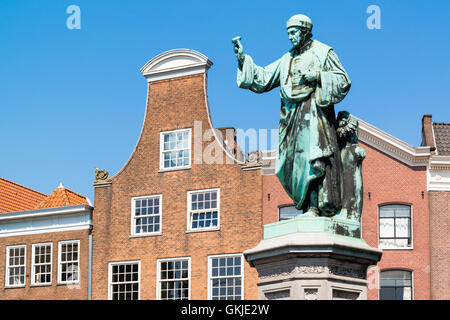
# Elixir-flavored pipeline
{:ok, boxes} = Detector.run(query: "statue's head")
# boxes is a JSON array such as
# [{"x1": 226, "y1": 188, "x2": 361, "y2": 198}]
[
  {"x1": 286, "y1": 14, "x2": 313, "y2": 48},
  {"x1": 337, "y1": 111, "x2": 359, "y2": 144}
]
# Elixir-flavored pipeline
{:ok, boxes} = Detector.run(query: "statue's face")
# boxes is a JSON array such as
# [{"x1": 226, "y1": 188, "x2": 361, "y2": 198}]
[{"x1": 287, "y1": 26, "x2": 305, "y2": 48}]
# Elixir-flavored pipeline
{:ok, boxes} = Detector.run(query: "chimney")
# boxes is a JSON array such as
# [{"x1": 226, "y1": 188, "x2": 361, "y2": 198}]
[{"x1": 421, "y1": 114, "x2": 436, "y2": 151}]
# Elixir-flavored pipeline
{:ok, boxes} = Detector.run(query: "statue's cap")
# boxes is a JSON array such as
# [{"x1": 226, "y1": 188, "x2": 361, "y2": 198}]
[{"x1": 286, "y1": 14, "x2": 313, "y2": 30}]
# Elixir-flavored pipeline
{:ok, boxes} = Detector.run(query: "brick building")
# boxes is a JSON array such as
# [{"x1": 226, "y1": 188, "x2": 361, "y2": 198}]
[
  {"x1": 421, "y1": 115, "x2": 450, "y2": 300},
  {"x1": 91, "y1": 49, "x2": 447, "y2": 300},
  {"x1": 0, "y1": 179, "x2": 93, "y2": 299},
  {"x1": 2, "y1": 49, "x2": 447, "y2": 300},
  {"x1": 262, "y1": 115, "x2": 450, "y2": 300},
  {"x1": 91, "y1": 49, "x2": 263, "y2": 300}
]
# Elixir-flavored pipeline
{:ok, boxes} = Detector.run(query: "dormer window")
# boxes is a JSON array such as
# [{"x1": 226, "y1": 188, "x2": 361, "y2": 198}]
[{"x1": 160, "y1": 129, "x2": 191, "y2": 171}]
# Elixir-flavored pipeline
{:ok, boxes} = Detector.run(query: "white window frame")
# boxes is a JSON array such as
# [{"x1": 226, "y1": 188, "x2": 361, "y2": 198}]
[
  {"x1": 278, "y1": 205, "x2": 303, "y2": 221},
  {"x1": 5, "y1": 244, "x2": 26, "y2": 288},
  {"x1": 186, "y1": 188, "x2": 220, "y2": 232},
  {"x1": 31, "y1": 242, "x2": 52, "y2": 286},
  {"x1": 159, "y1": 128, "x2": 192, "y2": 172},
  {"x1": 57, "y1": 240, "x2": 80, "y2": 285},
  {"x1": 207, "y1": 253, "x2": 244, "y2": 300},
  {"x1": 156, "y1": 257, "x2": 191, "y2": 300},
  {"x1": 130, "y1": 194, "x2": 162, "y2": 237},
  {"x1": 378, "y1": 204, "x2": 414, "y2": 250},
  {"x1": 378, "y1": 269, "x2": 414, "y2": 300},
  {"x1": 108, "y1": 260, "x2": 141, "y2": 300}
]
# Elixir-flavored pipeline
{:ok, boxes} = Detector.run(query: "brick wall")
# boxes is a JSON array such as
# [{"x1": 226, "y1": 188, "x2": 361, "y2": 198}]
[
  {"x1": 262, "y1": 174, "x2": 294, "y2": 225},
  {"x1": 92, "y1": 74, "x2": 263, "y2": 300},
  {"x1": 428, "y1": 191, "x2": 449, "y2": 300},
  {"x1": 0, "y1": 229, "x2": 90, "y2": 300},
  {"x1": 361, "y1": 141, "x2": 430, "y2": 300}
]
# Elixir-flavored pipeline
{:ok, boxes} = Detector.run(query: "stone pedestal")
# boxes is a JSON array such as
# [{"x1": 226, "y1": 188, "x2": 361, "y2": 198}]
[{"x1": 244, "y1": 216, "x2": 382, "y2": 300}]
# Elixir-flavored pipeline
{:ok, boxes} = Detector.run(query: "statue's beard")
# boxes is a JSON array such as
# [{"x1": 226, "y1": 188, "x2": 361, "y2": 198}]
[{"x1": 293, "y1": 36, "x2": 309, "y2": 50}]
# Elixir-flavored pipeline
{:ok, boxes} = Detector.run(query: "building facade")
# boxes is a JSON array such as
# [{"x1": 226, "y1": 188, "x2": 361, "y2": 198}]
[
  {"x1": 422, "y1": 115, "x2": 450, "y2": 300},
  {"x1": 1, "y1": 49, "x2": 447, "y2": 300},
  {"x1": 91, "y1": 49, "x2": 263, "y2": 300},
  {"x1": 261, "y1": 115, "x2": 450, "y2": 300},
  {"x1": 0, "y1": 180, "x2": 93, "y2": 300}
]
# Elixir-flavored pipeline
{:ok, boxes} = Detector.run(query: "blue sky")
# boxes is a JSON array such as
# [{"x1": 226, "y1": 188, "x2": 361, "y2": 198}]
[{"x1": 1, "y1": 0, "x2": 449, "y2": 202}]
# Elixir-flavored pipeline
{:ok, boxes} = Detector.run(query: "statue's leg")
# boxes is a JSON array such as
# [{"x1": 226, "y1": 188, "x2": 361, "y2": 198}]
[{"x1": 303, "y1": 183, "x2": 319, "y2": 217}]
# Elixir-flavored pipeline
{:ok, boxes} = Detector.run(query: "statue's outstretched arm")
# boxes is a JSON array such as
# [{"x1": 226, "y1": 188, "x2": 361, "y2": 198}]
[{"x1": 236, "y1": 54, "x2": 282, "y2": 94}]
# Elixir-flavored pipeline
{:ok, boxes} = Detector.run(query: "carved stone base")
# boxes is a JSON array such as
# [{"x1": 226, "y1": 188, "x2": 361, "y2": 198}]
[{"x1": 244, "y1": 232, "x2": 382, "y2": 300}]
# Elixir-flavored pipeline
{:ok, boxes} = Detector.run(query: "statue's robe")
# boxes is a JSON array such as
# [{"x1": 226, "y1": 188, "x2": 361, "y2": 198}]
[{"x1": 237, "y1": 40, "x2": 351, "y2": 215}]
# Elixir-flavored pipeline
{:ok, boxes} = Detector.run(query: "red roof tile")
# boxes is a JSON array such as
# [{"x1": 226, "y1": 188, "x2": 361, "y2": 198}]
[
  {"x1": 34, "y1": 186, "x2": 89, "y2": 209},
  {"x1": 0, "y1": 177, "x2": 47, "y2": 213}
]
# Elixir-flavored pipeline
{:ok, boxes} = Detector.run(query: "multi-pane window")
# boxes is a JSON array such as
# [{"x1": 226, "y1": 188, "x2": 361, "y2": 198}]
[
  {"x1": 132, "y1": 195, "x2": 161, "y2": 236},
  {"x1": 209, "y1": 254, "x2": 243, "y2": 300},
  {"x1": 158, "y1": 258, "x2": 190, "y2": 300},
  {"x1": 31, "y1": 243, "x2": 52, "y2": 285},
  {"x1": 58, "y1": 240, "x2": 79, "y2": 284},
  {"x1": 279, "y1": 205, "x2": 303, "y2": 221},
  {"x1": 188, "y1": 189, "x2": 219, "y2": 231},
  {"x1": 379, "y1": 270, "x2": 413, "y2": 300},
  {"x1": 5, "y1": 245, "x2": 26, "y2": 287},
  {"x1": 379, "y1": 204, "x2": 412, "y2": 249},
  {"x1": 160, "y1": 129, "x2": 191, "y2": 170},
  {"x1": 109, "y1": 261, "x2": 140, "y2": 300}
]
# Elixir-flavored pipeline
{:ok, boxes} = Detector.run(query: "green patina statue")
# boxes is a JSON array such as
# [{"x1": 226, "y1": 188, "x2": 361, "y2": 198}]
[{"x1": 234, "y1": 14, "x2": 363, "y2": 222}]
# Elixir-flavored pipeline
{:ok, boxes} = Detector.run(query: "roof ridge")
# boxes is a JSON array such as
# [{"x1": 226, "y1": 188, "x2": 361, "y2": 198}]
[
  {"x1": 63, "y1": 187, "x2": 87, "y2": 200},
  {"x1": 0, "y1": 177, "x2": 47, "y2": 197}
]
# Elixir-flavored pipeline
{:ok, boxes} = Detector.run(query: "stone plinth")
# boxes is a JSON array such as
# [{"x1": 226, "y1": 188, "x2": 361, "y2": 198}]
[{"x1": 244, "y1": 217, "x2": 382, "y2": 300}]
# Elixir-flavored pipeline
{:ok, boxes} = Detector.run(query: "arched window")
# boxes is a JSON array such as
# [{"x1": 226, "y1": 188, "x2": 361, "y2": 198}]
[
  {"x1": 379, "y1": 270, "x2": 413, "y2": 300},
  {"x1": 379, "y1": 204, "x2": 412, "y2": 249}
]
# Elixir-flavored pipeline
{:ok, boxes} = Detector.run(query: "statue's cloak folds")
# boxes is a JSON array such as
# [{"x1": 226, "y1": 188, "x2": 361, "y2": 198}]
[{"x1": 237, "y1": 40, "x2": 351, "y2": 214}]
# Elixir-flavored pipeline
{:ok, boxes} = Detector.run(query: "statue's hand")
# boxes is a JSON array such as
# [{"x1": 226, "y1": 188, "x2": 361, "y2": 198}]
[
  {"x1": 232, "y1": 37, "x2": 245, "y2": 66},
  {"x1": 355, "y1": 146, "x2": 366, "y2": 160},
  {"x1": 234, "y1": 41, "x2": 243, "y2": 56},
  {"x1": 302, "y1": 71, "x2": 320, "y2": 84}
]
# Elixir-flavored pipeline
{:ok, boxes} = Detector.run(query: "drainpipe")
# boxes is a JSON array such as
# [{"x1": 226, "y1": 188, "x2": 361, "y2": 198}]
[{"x1": 88, "y1": 223, "x2": 93, "y2": 300}]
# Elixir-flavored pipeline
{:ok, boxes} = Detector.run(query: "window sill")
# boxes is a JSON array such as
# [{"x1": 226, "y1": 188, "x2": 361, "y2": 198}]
[
  {"x1": 57, "y1": 281, "x2": 80, "y2": 286},
  {"x1": 186, "y1": 227, "x2": 220, "y2": 234},
  {"x1": 129, "y1": 232, "x2": 162, "y2": 238},
  {"x1": 158, "y1": 166, "x2": 191, "y2": 173},
  {"x1": 378, "y1": 246, "x2": 414, "y2": 251},
  {"x1": 30, "y1": 283, "x2": 52, "y2": 287},
  {"x1": 4, "y1": 285, "x2": 25, "y2": 289}
]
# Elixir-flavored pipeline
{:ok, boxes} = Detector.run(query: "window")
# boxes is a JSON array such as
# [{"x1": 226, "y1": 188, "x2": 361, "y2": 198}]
[
  {"x1": 131, "y1": 195, "x2": 162, "y2": 236},
  {"x1": 379, "y1": 270, "x2": 413, "y2": 300},
  {"x1": 157, "y1": 257, "x2": 190, "y2": 300},
  {"x1": 58, "y1": 240, "x2": 79, "y2": 284},
  {"x1": 379, "y1": 204, "x2": 412, "y2": 249},
  {"x1": 160, "y1": 128, "x2": 191, "y2": 170},
  {"x1": 109, "y1": 261, "x2": 140, "y2": 300},
  {"x1": 279, "y1": 205, "x2": 303, "y2": 221},
  {"x1": 5, "y1": 245, "x2": 26, "y2": 287},
  {"x1": 31, "y1": 243, "x2": 52, "y2": 285},
  {"x1": 187, "y1": 189, "x2": 220, "y2": 231},
  {"x1": 208, "y1": 254, "x2": 243, "y2": 300}
]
